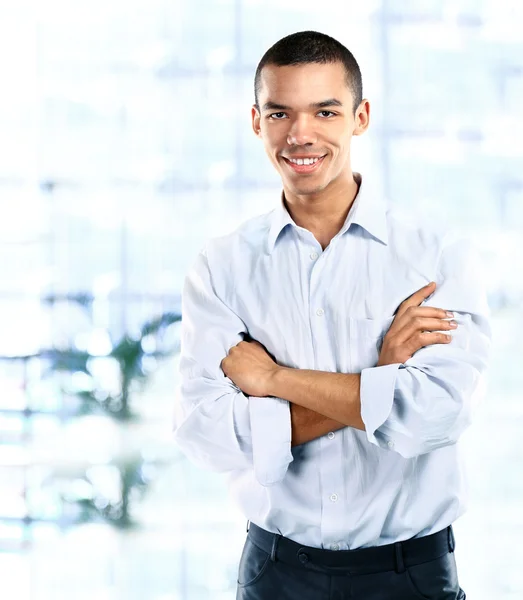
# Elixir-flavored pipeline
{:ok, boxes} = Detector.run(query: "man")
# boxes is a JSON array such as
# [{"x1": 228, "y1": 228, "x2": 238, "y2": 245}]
[{"x1": 173, "y1": 30, "x2": 491, "y2": 600}]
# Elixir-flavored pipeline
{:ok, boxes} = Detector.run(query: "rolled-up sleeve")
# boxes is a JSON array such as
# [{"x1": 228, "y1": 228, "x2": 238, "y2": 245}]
[
  {"x1": 172, "y1": 247, "x2": 293, "y2": 485},
  {"x1": 360, "y1": 234, "x2": 493, "y2": 458}
]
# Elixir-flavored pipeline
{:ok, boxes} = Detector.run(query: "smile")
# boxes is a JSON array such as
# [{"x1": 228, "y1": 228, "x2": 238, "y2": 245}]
[{"x1": 283, "y1": 155, "x2": 326, "y2": 174}]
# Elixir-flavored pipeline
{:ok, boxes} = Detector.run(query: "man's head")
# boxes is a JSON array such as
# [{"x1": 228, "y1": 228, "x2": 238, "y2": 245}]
[
  {"x1": 252, "y1": 31, "x2": 370, "y2": 198},
  {"x1": 254, "y1": 30, "x2": 363, "y2": 116}
]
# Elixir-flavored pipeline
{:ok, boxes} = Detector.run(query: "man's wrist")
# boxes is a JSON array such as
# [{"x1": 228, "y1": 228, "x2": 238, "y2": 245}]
[{"x1": 267, "y1": 365, "x2": 291, "y2": 398}]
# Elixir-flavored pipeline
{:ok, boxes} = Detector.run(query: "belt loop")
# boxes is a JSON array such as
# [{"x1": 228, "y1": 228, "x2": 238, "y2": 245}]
[
  {"x1": 447, "y1": 526, "x2": 455, "y2": 553},
  {"x1": 246, "y1": 520, "x2": 250, "y2": 533},
  {"x1": 394, "y1": 542, "x2": 405, "y2": 574},
  {"x1": 270, "y1": 533, "x2": 282, "y2": 562}
]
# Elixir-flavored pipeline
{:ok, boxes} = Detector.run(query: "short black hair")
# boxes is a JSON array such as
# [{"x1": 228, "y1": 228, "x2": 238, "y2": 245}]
[{"x1": 254, "y1": 31, "x2": 363, "y2": 115}]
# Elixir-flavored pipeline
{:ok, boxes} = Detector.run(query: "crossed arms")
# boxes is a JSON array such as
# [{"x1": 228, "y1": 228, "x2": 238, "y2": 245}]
[{"x1": 173, "y1": 238, "x2": 491, "y2": 486}]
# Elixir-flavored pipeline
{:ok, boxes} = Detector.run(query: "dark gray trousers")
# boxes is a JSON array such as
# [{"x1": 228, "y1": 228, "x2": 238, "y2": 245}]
[{"x1": 236, "y1": 522, "x2": 466, "y2": 600}]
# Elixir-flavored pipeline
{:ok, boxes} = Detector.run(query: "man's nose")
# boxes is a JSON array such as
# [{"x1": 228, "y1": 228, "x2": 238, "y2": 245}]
[{"x1": 287, "y1": 116, "x2": 317, "y2": 146}]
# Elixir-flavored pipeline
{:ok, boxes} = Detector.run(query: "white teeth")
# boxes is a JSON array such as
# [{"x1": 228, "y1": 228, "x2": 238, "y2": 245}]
[{"x1": 289, "y1": 157, "x2": 321, "y2": 166}]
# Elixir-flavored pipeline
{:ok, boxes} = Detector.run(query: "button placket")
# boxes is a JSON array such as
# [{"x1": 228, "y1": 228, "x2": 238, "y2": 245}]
[{"x1": 309, "y1": 246, "x2": 345, "y2": 548}]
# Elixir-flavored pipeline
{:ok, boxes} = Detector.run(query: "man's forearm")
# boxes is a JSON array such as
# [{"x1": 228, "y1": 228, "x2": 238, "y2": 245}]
[
  {"x1": 290, "y1": 403, "x2": 347, "y2": 446},
  {"x1": 268, "y1": 367, "x2": 365, "y2": 435}
]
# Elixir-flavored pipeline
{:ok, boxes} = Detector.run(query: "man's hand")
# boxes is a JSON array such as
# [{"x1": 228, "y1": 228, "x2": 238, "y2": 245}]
[
  {"x1": 220, "y1": 339, "x2": 281, "y2": 397},
  {"x1": 377, "y1": 282, "x2": 458, "y2": 366}
]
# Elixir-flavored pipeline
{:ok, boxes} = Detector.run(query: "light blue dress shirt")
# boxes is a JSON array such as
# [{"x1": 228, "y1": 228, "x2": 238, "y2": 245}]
[{"x1": 173, "y1": 172, "x2": 492, "y2": 550}]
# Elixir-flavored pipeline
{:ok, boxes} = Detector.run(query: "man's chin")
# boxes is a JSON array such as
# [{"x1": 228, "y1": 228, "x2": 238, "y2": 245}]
[{"x1": 286, "y1": 180, "x2": 328, "y2": 196}]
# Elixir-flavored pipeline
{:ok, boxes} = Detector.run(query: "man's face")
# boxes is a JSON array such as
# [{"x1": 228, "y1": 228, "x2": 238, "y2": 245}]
[{"x1": 252, "y1": 61, "x2": 369, "y2": 197}]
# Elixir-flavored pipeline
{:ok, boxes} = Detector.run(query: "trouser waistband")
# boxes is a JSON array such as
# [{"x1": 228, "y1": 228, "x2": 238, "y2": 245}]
[{"x1": 246, "y1": 522, "x2": 455, "y2": 575}]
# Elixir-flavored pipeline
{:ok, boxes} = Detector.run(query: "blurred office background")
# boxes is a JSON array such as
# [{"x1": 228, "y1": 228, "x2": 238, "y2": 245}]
[{"x1": 0, "y1": 0, "x2": 522, "y2": 598}]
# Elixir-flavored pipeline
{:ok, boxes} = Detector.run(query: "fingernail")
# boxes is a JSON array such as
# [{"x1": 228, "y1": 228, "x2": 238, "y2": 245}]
[
  {"x1": 446, "y1": 311, "x2": 454, "y2": 318},
  {"x1": 449, "y1": 320, "x2": 458, "y2": 327}
]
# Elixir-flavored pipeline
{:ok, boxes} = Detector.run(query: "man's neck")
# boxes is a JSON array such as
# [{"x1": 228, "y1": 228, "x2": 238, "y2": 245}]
[{"x1": 283, "y1": 172, "x2": 361, "y2": 250}]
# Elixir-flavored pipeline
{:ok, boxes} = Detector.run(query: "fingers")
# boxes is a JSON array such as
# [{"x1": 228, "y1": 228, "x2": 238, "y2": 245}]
[
  {"x1": 395, "y1": 315, "x2": 457, "y2": 340},
  {"x1": 378, "y1": 282, "x2": 458, "y2": 366},
  {"x1": 391, "y1": 332, "x2": 451, "y2": 364},
  {"x1": 395, "y1": 282, "x2": 436, "y2": 319},
  {"x1": 389, "y1": 305, "x2": 452, "y2": 336},
  {"x1": 407, "y1": 331, "x2": 453, "y2": 354},
  {"x1": 391, "y1": 280, "x2": 453, "y2": 333},
  {"x1": 391, "y1": 310, "x2": 458, "y2": 355}
]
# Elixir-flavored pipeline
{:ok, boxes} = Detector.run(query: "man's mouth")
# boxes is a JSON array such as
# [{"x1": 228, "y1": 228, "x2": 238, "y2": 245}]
[{"x1": 282, "y1": 155, "x2": 326, "y2": 174}]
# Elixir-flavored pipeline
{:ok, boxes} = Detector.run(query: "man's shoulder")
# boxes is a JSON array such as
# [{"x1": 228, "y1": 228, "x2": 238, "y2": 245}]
[
  {"x1": 200, "y1": 208, "x2": 275, "y2": 263},
  {"x1": 385, "y1": 201, "x2": 456, "y2": 250}
]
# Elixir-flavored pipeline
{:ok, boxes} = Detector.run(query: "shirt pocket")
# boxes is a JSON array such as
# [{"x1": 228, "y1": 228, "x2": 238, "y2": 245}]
[{"x1": 348, "y1": 316, "x2": 395, "y2": 372}]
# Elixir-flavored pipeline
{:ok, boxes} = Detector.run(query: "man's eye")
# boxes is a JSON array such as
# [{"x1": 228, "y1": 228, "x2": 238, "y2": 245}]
[
  {"x1": 269, "y1": 112, "x2": 287, "y2": 119},
  {"x1": 318, "y1": 110, "x2": 335, "y2": 118}
]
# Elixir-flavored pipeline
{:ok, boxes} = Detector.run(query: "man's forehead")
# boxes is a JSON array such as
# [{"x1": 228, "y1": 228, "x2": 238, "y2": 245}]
[{"x1": 258, "y1": 63, "x2": 350, "y2": 100}]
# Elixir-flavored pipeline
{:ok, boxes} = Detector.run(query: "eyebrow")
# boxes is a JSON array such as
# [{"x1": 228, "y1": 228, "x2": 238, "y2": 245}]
[{"x1": 262, "y1": 98, "x2": 343, "y2": 111}]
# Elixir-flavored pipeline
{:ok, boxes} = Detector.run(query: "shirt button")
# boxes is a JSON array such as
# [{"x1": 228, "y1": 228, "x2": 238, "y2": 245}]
[
  {"x1": 328, "y1": 432, "x2": 335, "y2": 440},
  {"x1": 330, "y1": 493, "x2": 338, "y2": 502},
  {"x1": 330, "y1": 543, "x2": 340, "y2": 551},
  {"x1": 387, "y1": 440, "x2": 395, "y2": 448},
  {"x1": 310, "y1": 252, "x2": 319, "y2": 260},
  {"x1": 316, "y1": 308, "x2": 324, "y2": 316}
]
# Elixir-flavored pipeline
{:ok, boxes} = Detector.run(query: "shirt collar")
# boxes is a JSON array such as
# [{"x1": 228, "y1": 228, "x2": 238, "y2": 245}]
[{"x1": 266, "y1": 172, "x2": 389, "y2": 254}]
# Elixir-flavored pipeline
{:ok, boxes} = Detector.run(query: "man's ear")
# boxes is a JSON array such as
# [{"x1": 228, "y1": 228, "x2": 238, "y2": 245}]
[
  {"x1": 252, "y1": 105, "x2": 262, "y2": 138},
  {"x1": 353, "y1": 99, "x2": 370, "y2": 136}
]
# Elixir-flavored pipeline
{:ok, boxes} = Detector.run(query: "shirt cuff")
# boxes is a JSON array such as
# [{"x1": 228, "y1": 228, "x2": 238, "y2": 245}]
[
  {"x1": 249, "y1": 396, "x2": 293, "y2": 486},
  {"x1": 360, "y1": 363, "x2": 402, "y2": 449}
]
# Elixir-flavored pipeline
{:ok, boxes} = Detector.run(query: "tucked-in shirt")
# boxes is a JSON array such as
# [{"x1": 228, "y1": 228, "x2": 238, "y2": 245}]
[{"x1": 172, "y1": 172, "x2": 492, "y2": 550}]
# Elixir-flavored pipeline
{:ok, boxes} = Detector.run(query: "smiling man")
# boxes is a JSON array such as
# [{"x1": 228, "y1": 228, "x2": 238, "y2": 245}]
[
  {"x1": 173, "y1": 31, "x2": 491, "y2": 600},
  {"x1": 254, "y1": 59, "x2": 364, "y2": 250}
]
